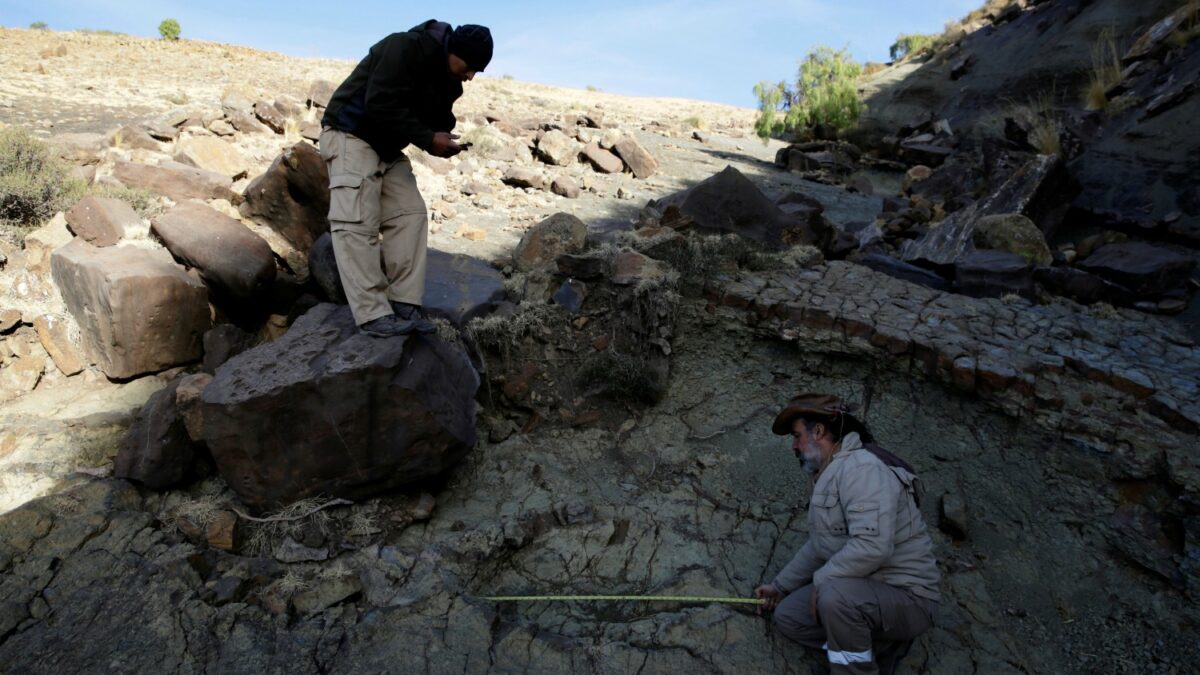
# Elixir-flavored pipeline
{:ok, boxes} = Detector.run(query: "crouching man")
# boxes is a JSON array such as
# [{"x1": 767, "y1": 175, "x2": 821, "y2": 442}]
[{"x1": 754, "y1": 393, "x2": 940, "y2": 675}]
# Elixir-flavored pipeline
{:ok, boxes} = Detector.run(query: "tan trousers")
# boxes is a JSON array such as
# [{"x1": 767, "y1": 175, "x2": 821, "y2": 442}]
[
  {"x1": 318, "y1": 128, "x2": 428, "y2": 326},
  {"x1": 773, "y1": 578, "x2": 936, "y2": 675}
]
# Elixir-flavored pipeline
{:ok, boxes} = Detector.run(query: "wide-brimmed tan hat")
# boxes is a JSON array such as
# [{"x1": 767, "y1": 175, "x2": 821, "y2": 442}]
[{"x1": 771, "y1": 392, "x2": 859, "y2": 436}]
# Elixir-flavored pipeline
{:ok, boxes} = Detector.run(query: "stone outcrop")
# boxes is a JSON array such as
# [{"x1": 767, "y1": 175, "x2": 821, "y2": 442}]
[
  {"x1": 64, "y1": 196, "x2": 137, "y2": 247},
  {"x1": 51, "y1": 241, "x2": 210, "y2": 379},
  {"x1": 1077, "y1": 242, "x2": 1195, "y2": 298},
  {"x1": 513, "y1": 212, "x2": 589, "y2": 271},
  {"x1": 649, "y1": 166, "x2": 825, "y2": 250},
  {"x1": 173, "y1": 135, "x2": 249, "y2": 180},
  {"x1": 114, "y1": 379, "x2": 203, "y2": 489},
  {"x1": 239, "y1": 142, "x2": 330, "y2": 254},
  {"x1": 612, "y1": 136, "x2": 658, "y2": 178},
  {"x1": 152, "y1": 202, "x2": 277, "y2": 303},
  {"x1": 112, "y1": 160, "x2": 238, "y2": 203},
  {"x1": 199, "y1": 303, "x2": 479, "y2": 509}
]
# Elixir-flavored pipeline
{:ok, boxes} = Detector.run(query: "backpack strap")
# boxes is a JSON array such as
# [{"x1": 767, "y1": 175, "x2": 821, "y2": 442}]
[{"x1": 864, "y1": 442, "x2": 923, "y2": 507}]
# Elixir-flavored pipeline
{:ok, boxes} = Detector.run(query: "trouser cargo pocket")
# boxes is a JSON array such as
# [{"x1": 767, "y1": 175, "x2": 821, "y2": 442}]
[{"x1": 328, "y1": 174, "x2": 364, "y2": 224}]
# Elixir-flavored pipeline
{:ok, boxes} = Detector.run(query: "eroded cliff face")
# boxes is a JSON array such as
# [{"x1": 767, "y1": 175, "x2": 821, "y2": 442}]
[
  {"x1": 1, "y1": 281, "x2": 1195, "y2": 673},
  {"x1": 858, "y1": 0, "x2": 1200, "y2": 288}
]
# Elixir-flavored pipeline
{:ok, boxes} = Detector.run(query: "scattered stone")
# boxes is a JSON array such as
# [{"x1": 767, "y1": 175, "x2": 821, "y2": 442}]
[
  {"x1": 253, "y1": 100, "x2": 287, "y2": 133},
  {"x1": 51, "y1": 241, "x2": 210, "y2": 379},
  {"x1": 227, "y1": 112, "x2": 270, "y2": 134},
  {"x1": 152, "y1": 202, "x2": 276, "y2": 303},
  {"x1": 23, "y1": 212, "x2": 74, "y2": 275},
  {"x1": 112, "y1": 160, "x2": 237, "y2": 203},
  {"x1": 556, "y1": 253, "x2": 609, "y2": 280},
  {"x1": 274, "y1": 537, "x2": 328, "y2": 563},
  {"x1": 114, "y1": 379, "x2": 201, "y2": 490},
  {"x1": 206, "y1": 511, "x2": 239, "y2": 552},
  {"x1": 143, "y1": 120, "x2": 180, "y2": 142},
  {"x1": 535, "y1": 129, "x2": 580, "y2": 166},
  {"x1": 502, "y1": 167, "x2": 548, "y2": 191},
  {"x1": 0, "y1": 309, "x2": 21, "y2": 333},
  {"x1": 458, "y1": 227, "x2": 487, "y2": 241},
  {"x1": 292, "y1": 575, "x2": 362, "y2": 615},
  {"x1": 423, "y1": 250, "x2": 507, "y2": 326},
  {"x1": 208, "y1": 119, "x2": 236, "y2": 137},
  {"x1": 175, "y1": 372, "x2": 212, "y2": 441},
  {"x1": 32, "y1": 314, "x2": 84, "y2": 376},
  {"x1": 174, "y1": 135, "x2": 249, "y2": 180},
  {"x1": 1078, "y1": 242, "x2": 1196, "y2": 298},
  {"x1": 582, "y1": 141, "x2": 623, "y2": 174},
  {"x1": 64, "y1": 195, "x2": 137, "y2": 247},
  {"x1": 551, "y1": 176, "x2": 580, "y2": 199},
  {"x1": 203, "y1": 324, "x2": 258, "y2": 374},
  {"x1": 239, "y1": 142, "x2": 330, "y2": 253},
  {"x1": 847, "y1": 175, "x2": 874, "y2": 195},
  {"x1": 612, "y1": 137, "x2": 658, "y2": 178},
  {"x1": 0, "y1": 356, "x2": 43, "y2": 402},
  {"x1": 300, "y1": 122, "x2": 321, "y2": 142},
  {"x1": 552, "y1": 279, "x2": 587, "y2": 314},
  {"x1": 858, "y1": 253, "x2": 951, "y2": 292},
  {"x1": 513, "y1": 212, "x2": 588, "y2": 272},
  {"x1": 109, "y1": 125, "x2": 160, "y2": 151},
  {"x1": 199, "y1": 303, "x2": 479, "y2": 509},
  {"x1": 1034, "y1": 267, "x2": 1134, "y2": 306},
  {"x1": 610, "y1": 250, "x2": 669, "y2": 286},
  {"x1": 307, "y1": 80, "x2": 337, "y2": 109},
  {"x1": 410, "y1": 150, "x2": 452, "y2": 175}
]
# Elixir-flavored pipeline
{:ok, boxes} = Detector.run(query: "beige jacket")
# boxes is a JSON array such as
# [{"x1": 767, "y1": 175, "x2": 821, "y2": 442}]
[{"x1": 773, "y1": 432, "x2": 941, "y2": 602}]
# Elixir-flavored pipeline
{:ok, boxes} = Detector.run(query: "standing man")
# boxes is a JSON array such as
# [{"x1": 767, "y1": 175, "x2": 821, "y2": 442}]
[
  {"x1": 320, "y1": 20, "x2": 493, "y2": 337},
  {"x1": 754, "y1": 393, "x2": 940, "y2": 675}
]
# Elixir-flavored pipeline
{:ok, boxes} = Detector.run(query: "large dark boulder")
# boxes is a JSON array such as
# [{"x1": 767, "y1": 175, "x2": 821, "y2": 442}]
[
  {"x1": 239, "y1": 142, "x2": 330, "y2": 254},
  {"x1": 1077, "y1": 242, "x2": 1196, "y2": 298},
  {"x1": 309, "y1": 234, "x2": 504, "y2": 326},
  {"x1": 114, "y1": 379, "x2": 203, "y2": 490},
  {"x1": 152, "y1": 202, "x2": 276, "y2": 303},
  {"x1": 1034, "y1": 266, "x2": 1136, "y2": 306},
  {"x1": 648, "y1": 165, "x2": 824, "y2": 249},
  {"x1": 199, "y1": 303, "x2": 479, "y2": 510}
]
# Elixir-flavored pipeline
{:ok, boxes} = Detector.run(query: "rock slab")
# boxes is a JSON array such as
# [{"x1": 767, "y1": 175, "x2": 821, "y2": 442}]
[
  {"x1": 152, "y1": 202, "x2": 276, "y2": 302},
  {"x1": 199, "y1": 303, "x2": 479, "y2": 510},
  {"x1": 64, "y1": 196, "x2": 137, "y2": 247},
  {"x1": 51, "y1": 240, "x2": 210, "y2": 379},
  {"x1": 239, "y1": 143, "x2": 330, "y2": 254}
]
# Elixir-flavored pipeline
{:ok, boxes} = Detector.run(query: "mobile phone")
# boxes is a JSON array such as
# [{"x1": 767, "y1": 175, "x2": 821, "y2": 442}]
[{"x1": 458, "y1": 142, "x2": 473, "y2": 151}]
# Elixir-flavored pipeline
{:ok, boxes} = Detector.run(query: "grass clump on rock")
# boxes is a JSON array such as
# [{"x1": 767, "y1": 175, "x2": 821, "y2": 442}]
[
  {"x1": 889, "y1": 33, "x2": 941, "y2": 61},
  {"x1": 0, "y1": 126, "x2": 86, "y2": 237},
  {"x1": 1084, "y1": 27, "x2": 1122, "y2": 111}
]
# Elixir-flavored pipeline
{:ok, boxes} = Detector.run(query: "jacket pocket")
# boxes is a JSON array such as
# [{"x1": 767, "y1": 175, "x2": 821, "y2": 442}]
[
  {"x1": 846, "y1": 501, "x2": 880, "y2": 536},
  {"x1": 328, "y1": 174, "x2": 364, "y2": 224},
  {"x1": 812, "y1": 492, "x2": 846, "y2": 535}
]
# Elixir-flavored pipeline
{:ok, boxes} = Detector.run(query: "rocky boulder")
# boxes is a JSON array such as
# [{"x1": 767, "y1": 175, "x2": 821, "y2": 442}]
[
  {"x1": 582, "y1": 141, "x2": 623, "y2": 174},
  {"x1": 1077, "y1": 242, "x2": 1196, "y2": 298},
  {"x1": 239, "y1": 142, "x2": 330, "y2": 254},
  {"x1": 152, "y1": 202, "x2": 276, "y2": 303},
  {"x1": 535, "y1": 129, "x2": 579, "y2": 166},
  {"x1": 513, "y1": 212, "x2": 589, "y2": 271},
  {"x1": 648, "y1": 166, "x2": 822, "y2": 250},
  {"x1": 114, "y1": 379, "x2": 204, "y2": 490},
  {"x1": 173, "y1": 135, "x2": 249, "y2": 180},
  {"x1": 501, "y1": 167, "x2": 548, "y2": 191},
  {"x1": 612, "y1": 137, "x2": 658, "y2": 179},
  {"x1": 971, "y1": 214, "x2": 1052, "y2": 266},
  {"x1": 199, "y1": 303, "x2": 479, "y2": 509},
  {"x1": 112, "y1": 161, "x2": 237, "y2": 203},
  {"x1": 51, "y1": 241, "x2": 210, "y2": 378},
  {"x1": 64, "y1": 195, "x2": 137, "y2": 247}
]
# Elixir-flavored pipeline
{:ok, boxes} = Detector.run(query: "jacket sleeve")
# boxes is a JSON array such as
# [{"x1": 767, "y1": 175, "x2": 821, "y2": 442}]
[
  {"x1": 772, "y1": 538, "x2": 822, "y2": 594},
  {"x1": 812, "y1": 461, "x2": 899, "y2": 587},
  {"x1": 365, "y1": 34, "x2": 437, "y2": 151}
]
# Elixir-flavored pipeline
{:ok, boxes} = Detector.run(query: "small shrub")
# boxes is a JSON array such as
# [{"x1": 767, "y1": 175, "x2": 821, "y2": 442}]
[
  {"x1": 1010, "y1": 92, "x2": 1061, "y2": 156},
  {"x1": 1084, "y1": 27, "x2": 1122, "y2": 111},
  {"x1": 91, "y1": 185, "x2": 159, "y2": 217},
  {"x1": 0, "y1": 127, "x2": 86, "y2": 236},
  {"x1": 682, "y1": 116, "x2": 708, "y2": 131},
  {"x1": 459, "y1": 125, "x2": 510, "y2": 159},
  {"x1": 585, "y1": 84, "x2": 600, "y2": 92},
  {"x1": 753, "y1": 46, "x2": 862, "y2": 141},
  {"x1": 79, "y1": 28, "x2": 126, "y2": 36},
  {"x1": 861, "y1": 62, "x2": 887, "y2": 77},
  {"x1": 30, "y1": 21, "x2": 49, "y2": 30},
  {"x1": 502, "y1": 74, "x2": 514, "y2": 80},
  {"x1": 158, "y1": 18, "x2": 181, "y2": 41},
  {"x1": 889, "y1": 33, "x2": 941, "y2": 61}
]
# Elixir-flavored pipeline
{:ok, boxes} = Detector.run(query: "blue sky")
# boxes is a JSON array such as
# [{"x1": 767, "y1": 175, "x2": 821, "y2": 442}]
[{"x1": 1, "y1": 0, "x2": 982, "y2": 107}]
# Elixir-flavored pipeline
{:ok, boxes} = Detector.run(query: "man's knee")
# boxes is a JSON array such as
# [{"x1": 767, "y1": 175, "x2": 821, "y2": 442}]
[{"x1": 816, "y1": 578, "x2": 866, "y2": 623}]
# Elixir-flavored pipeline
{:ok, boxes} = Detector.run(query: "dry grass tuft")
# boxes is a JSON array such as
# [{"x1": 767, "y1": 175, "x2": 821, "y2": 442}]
[
  {"x1": 1010, "y1": 92, "x2": 1062, "y2": 156},
  {"x1": 243, "y1": 497, "x2": 337, "y2": 556},
  {"x1": 1084, "y1": 27, "x2": 1123, "y2": 111}
]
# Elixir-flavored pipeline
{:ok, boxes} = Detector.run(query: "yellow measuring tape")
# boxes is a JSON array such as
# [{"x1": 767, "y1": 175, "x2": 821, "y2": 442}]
[{"x1": 484, "y1": 595, "x2": 766, "y2": 605}]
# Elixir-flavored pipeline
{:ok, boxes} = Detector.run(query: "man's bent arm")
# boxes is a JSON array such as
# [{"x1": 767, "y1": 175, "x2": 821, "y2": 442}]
[{"x1": 773, "y1": 539, "x2": 822, "y2": 593}]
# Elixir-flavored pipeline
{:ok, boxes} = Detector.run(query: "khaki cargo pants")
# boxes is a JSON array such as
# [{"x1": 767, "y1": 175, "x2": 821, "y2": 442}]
[
  {"x1": 318, "y1": 128, "x2": 428, "y2": 326},
  {"x1": 773, "y1": 578, "x2": 936, "y2": 675}
]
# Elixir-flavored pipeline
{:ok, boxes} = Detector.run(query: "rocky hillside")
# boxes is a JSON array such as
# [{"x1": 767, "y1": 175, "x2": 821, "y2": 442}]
[{"x1": 1, "y1": 7, "x2": 1198, "y2": 674}]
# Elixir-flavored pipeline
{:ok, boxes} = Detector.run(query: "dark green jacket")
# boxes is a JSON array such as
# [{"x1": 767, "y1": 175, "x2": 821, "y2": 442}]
[{"x1": 322, "y1": 20, "x2": 462, "y2": 162}]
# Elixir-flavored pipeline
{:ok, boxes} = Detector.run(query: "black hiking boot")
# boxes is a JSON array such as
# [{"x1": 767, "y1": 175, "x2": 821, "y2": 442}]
[
  {"x1": 389, "y1": 302, "x2": 437, "y2": 335},
  {"x1": 359, "y1": 314, "x2": 417, "y2": 338}
]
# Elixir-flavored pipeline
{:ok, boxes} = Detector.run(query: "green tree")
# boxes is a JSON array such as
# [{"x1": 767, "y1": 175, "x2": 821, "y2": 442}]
[
  {"x1": 30, "y1": 21, "x2": 49, "y2": 30},
  {"x1": 889, "y1": 33, "x2": 940, "y2": 61},
  {"x1": 753, "y1": 46, "x2": 863, "y2": 141},
  {"x1": 158, "y1": 18, "x2": 181, "y2": 40}
]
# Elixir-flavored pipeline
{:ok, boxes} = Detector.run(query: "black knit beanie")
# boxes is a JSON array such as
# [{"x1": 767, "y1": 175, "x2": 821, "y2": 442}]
[{"x1": 449, "y1": 24, "x2": 493, "y2": 72}]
